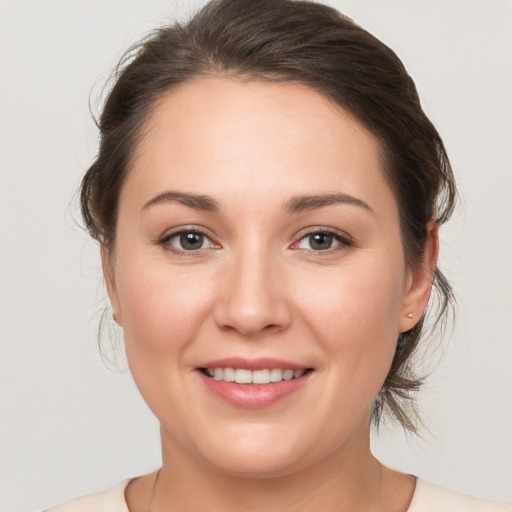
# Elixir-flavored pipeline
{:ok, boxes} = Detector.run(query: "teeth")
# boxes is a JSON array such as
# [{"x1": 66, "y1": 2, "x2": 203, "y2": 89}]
[
  {"x1": 283, "y1": 369, "x2": 294, "y2": 380},
  {"x1": 269, "y1": 368, "x2": 283, "y2": 382},
  {"x1": 234, "y1": 369, "x2": 252, "y2": 384},
  {"x1": 223, "y1": 367, "x2": 235, "y2": 382},
  {"x1": 252, "y1": 369, "x2": 270, "y2": 384},
  {"x1": 204, "y1": 367, "x2": 308, "y2": 384}
]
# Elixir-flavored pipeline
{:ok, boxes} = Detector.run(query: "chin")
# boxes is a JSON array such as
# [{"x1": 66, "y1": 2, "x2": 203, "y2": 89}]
[
  {"x1": 190, "y1": 424, "x2": 326, "y2": 479},
  {"x1": 180, "y1": 429, "x2": 298, "y2": 478},
  {"x1": 207, "y1": 451, "x2": 306, "y2": 479}
]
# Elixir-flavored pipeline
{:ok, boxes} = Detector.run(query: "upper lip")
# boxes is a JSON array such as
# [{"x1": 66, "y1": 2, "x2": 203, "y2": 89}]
[{"x1": 197, "y1": 357, "x2": 311, "y2": 371}]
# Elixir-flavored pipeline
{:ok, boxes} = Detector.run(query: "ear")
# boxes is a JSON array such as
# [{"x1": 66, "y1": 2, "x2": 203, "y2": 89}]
[
  {"x1": 101, "y1": 244, "x2": 122, "y2": 326},
  {"x1": 398, "y1": 219, "x2": 439, "y2": 333}
]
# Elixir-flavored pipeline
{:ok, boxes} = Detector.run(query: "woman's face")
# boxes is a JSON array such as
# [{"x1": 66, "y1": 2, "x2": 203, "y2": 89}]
[{"x1": 107, "y1": 77, "x2": 432, "y2": 476}]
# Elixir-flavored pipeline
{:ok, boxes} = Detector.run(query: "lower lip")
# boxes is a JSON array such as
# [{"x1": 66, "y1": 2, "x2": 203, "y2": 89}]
[{"x1": 198, "y1": 371, "x2": 312, "y2": 408}]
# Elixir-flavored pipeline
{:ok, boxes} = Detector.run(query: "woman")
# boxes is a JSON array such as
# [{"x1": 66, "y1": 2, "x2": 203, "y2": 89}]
[{"x1": 40, "y1": 0, "x2": 510, "y2": 510}]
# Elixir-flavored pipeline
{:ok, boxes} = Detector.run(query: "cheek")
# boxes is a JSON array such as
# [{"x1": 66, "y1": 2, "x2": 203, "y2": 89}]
[
  {"x1": 300, "y1": 262, "x2": 403, "y2": 335},
  {"x1": 114, "y1": 258, "x2": 218, "y2": 423},
  {"x1": 115, "y1": 259, "x2": 214, "y2": 357},
  {"x1": 295, "y1": 256, "x2": 405, "y2": 384}
]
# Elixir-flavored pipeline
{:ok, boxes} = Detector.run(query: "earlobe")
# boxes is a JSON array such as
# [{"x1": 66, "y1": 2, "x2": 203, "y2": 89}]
[
  {"x1": 399, "y1": 220, "x2": 439, "y2": 333},
  {"x1": 101, "y1": 244, "x2": 122, "y2": 325}
]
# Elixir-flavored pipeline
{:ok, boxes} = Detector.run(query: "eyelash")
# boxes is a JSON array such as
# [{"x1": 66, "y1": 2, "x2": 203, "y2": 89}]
[
  {"x1": 159, "y1": 228, "x2": 219, "y2": 254},
  {"x1": 291, "y1": 228, "x2": 354, "y2": 254},
  {"x1": 158, "y1": 227, "x2": 354, "y2": 254}
]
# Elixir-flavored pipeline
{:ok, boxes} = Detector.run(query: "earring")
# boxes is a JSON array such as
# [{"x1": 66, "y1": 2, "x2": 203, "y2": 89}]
[{"x1": 406, "y1": 312, "x2": 414, "y2": 319}]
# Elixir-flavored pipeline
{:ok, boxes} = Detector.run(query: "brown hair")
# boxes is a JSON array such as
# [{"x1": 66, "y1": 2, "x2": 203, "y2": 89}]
[{"x1": 81, "y1": 0, "x2": 457, "y2": 432}]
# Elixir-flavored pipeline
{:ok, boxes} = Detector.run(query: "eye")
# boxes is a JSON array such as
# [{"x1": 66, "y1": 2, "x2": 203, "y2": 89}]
[
  {"x1": 295, "y1": 230, "x2": 352, "y2": 252},
  {"x1": 163, "y1": 230, "x2": 217, "y2": 252}
]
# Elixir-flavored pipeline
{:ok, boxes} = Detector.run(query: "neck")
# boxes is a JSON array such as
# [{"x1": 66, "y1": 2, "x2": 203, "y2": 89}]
[{"x1": 150, "y1": 424, "x2": 390, "y2": 512}]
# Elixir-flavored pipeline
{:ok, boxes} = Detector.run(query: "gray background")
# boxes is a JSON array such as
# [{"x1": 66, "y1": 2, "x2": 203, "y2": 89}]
[{"x1": 1, "y1": 1, "x2": 511, "y2": 510}]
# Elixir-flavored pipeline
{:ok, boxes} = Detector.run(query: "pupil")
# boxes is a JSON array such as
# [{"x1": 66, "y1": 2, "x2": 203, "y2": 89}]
[
  {"x1": 310, "y1": 233, "x2": 332, "y2": 250},
  {"x1": 180, "y1": 232, "x2": 203, "y2": 250}
]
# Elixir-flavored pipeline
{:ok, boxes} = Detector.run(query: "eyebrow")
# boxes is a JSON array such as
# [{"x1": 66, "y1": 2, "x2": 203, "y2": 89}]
[
  {"x1": 141, "y1": 190, "x2": 373, "y2": 215},
  {"x1": 142, "y1": 191, "x2": 219, "y2": 212},
  {"x1": 284, "y1": 193, "x2": 374, "y2": 214}
]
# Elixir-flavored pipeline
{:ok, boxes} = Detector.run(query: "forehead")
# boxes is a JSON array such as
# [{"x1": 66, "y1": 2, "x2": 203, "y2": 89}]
[{"x1": 123, "y1": 77, "x2": 395, "y2": 216}]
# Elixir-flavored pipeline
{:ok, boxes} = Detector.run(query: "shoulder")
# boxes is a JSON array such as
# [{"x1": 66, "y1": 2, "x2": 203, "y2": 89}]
[
  {"x1": 408, "y1": 479, "x2": 512, "y2": 512},
  {"x1": 43, "y1": 479, "x2": 131, "y2": 512}
]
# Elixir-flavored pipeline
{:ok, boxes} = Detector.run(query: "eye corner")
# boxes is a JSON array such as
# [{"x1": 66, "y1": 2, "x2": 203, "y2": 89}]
[
  {"x1": 291, "y1": 227, "x2": 355, "y2": 254},
  {"x1": 158, "y1": 226, "x2": 221, "y2": 254}
]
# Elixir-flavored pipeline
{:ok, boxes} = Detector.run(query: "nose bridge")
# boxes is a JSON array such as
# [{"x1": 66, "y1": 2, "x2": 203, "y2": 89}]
[{"x1": 215, "y1": 236, "x2": 290, "y2": 336}]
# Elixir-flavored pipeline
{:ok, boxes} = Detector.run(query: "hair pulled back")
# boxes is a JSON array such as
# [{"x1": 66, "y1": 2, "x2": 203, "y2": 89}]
[{"x1": 81, "y1": 0, "x2": 457, "y2": 432}]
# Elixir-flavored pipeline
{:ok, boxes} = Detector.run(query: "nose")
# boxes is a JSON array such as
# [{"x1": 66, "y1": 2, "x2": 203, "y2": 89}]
[{"x1": 213, "y1": 246, "x2": 292, "y2": 337}]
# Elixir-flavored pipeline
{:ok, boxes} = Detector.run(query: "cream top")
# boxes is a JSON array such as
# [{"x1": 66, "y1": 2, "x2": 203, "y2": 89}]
[{"x1": 45, "y1": 477, "x2": 512, "y2": 512}]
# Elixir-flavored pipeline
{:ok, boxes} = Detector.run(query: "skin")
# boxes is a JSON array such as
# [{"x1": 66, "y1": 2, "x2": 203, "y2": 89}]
[{"x1": 104, "y1": 77, "x2": 438, "y2": 511}]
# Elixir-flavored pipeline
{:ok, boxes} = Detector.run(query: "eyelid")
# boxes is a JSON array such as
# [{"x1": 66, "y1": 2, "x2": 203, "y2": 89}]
[
  {"x1": 155, "y1": 224, "x2": 354, "y2": 254},
  {"x1": 290, "y1": 226, "x2": 355, "y2": 251},
  {"x1": 158, "y1": 225, "x2": 221, "y2": 253}
]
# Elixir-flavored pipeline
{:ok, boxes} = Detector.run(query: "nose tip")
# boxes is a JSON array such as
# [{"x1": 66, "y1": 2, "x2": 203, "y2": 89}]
[
  {"x1": 221, "y1": 304, "x2": 286, "y2": 337},
  {"x1": 213, "y1": 265, "x2": 292, "y2": 337}
]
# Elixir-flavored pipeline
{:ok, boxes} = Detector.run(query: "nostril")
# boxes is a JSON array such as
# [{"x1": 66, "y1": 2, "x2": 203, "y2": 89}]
[
  {"x1": 218, "y1": 322, "x2": 283, "y2": 336},
  {"x1": 213, "y1": 281, "x2": 293, "y2": 336}
]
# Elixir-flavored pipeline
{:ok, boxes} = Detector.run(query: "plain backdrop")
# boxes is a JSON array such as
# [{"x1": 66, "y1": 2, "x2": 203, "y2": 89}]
[{"x1": 1, "y1": 1, "x2": 511, "y2": 510}]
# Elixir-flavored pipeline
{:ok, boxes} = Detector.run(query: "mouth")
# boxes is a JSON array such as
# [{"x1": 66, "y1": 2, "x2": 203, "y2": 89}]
[
  {"x1": 196, "y1": 360, "x2": 314, "y2": 408},
  {"x1": 199, "y1": 367, "x2": 313, "y2": 384}
]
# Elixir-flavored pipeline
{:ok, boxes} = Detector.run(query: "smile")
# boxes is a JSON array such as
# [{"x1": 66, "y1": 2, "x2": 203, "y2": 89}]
[
  {"x1": 201, "y1": 367, "x2": 309, "y2": 384},
  {"x1": 197, "y1": 360, "x2": 314, "y2": 408}
]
